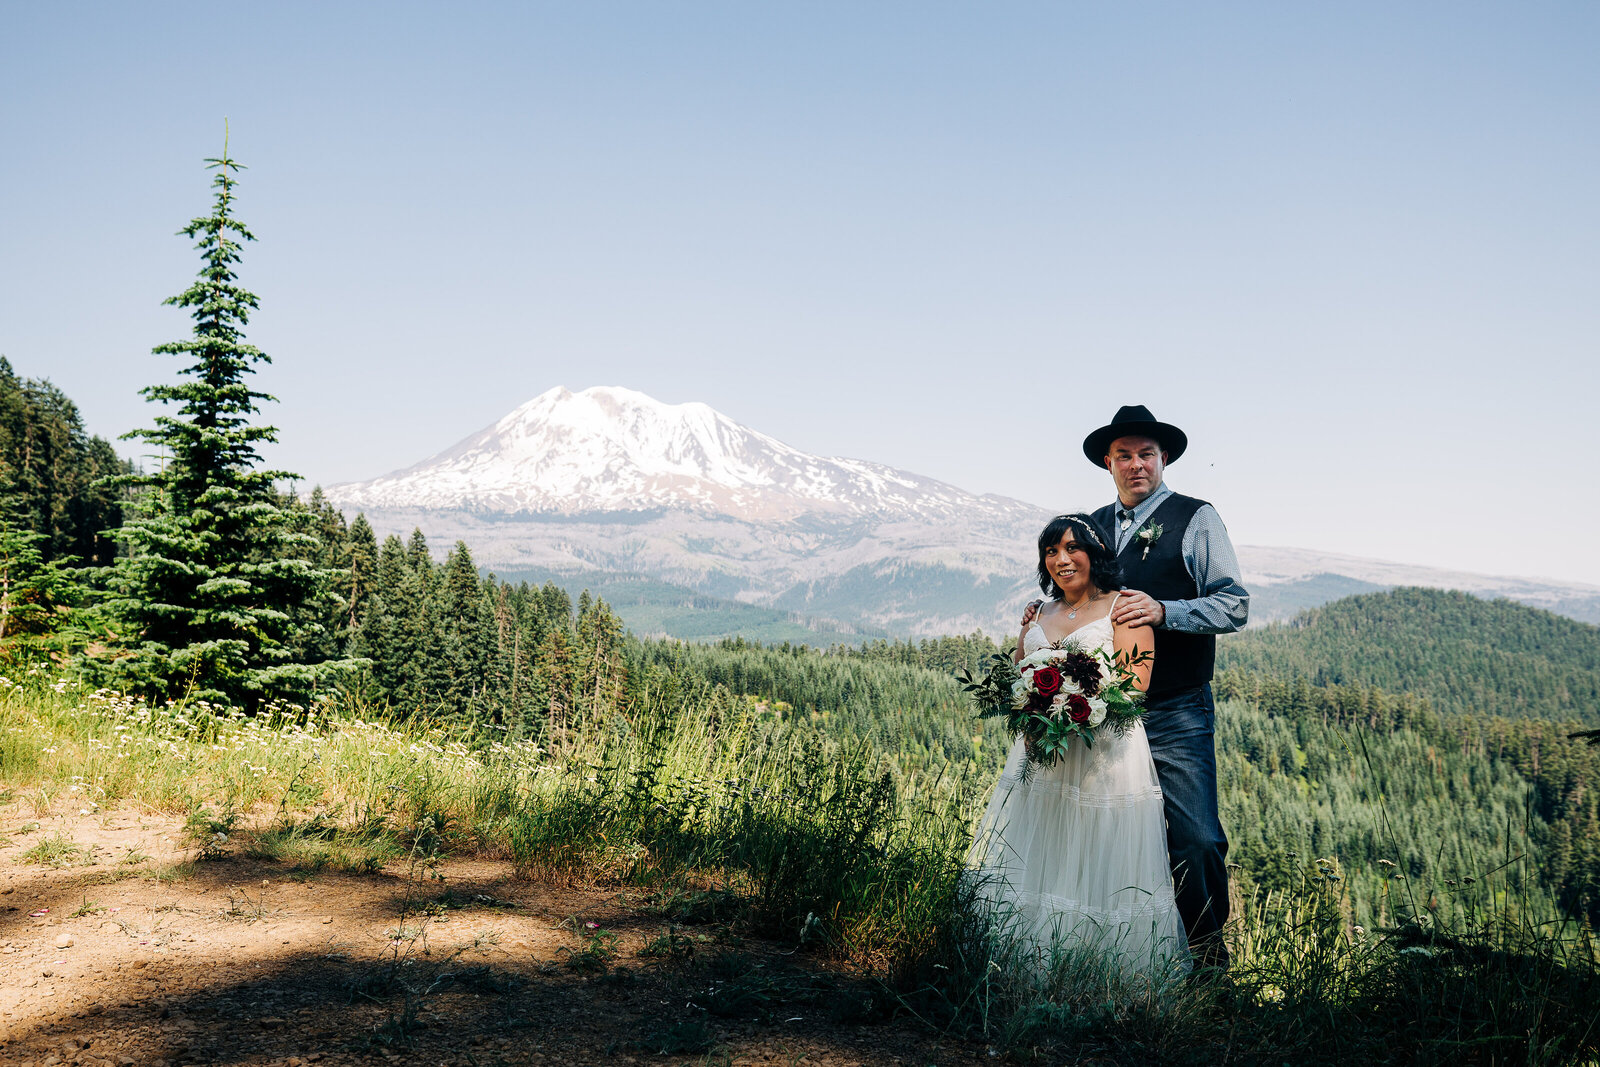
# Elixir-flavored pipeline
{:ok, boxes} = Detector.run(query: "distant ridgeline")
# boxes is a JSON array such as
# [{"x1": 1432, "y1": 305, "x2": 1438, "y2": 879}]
[
  {"x1": 1218, "y1": 586, "x2": 1600, "y2": 724},
  {"x1": 489, "y1": 566, "x2": 887, "y2": 648}
]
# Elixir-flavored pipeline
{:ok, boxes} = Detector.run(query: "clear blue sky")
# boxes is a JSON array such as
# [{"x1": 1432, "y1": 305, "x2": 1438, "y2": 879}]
[{"x1": 4, "y1": 3, "x2": 1596, "y2": 581}]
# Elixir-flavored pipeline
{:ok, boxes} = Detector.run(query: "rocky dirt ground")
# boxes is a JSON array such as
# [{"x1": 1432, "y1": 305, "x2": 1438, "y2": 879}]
[{"x1": 0, "y1": 806, "x2": 1002, "y2": 1067}]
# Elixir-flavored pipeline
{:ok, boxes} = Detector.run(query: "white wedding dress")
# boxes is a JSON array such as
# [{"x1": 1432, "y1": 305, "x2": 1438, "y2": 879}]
[{"x1": 968, "y1": 609, "x2": 1190, "y2": 980}]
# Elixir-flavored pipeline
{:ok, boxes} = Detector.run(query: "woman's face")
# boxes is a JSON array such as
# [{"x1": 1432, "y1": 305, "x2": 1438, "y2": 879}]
[{"x1": 1043, "y1": 531, "x2": 1093, "y2": 599}]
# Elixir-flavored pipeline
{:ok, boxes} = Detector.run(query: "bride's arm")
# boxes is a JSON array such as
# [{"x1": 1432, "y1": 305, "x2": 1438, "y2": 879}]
[
  {"x1": 1014, "y1": 599, "x2": 1043, "y2": 663},
  {"x1": 1112, "y1": 617, "x2": 1155, "y2": 692}
]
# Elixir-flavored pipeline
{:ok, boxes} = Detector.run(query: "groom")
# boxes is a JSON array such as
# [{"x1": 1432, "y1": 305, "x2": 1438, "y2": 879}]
[{"x1": 1084, "y1": 405, "x2": 1248, "y2": 973}]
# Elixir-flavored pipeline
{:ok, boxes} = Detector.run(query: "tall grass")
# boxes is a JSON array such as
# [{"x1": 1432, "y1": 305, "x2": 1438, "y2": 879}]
[
  {"x1": 3, "y1": 673, "x2": 1597, "y2": 1064},
  {"x1": 491, "y1": 692, "x2": 984, "y2": 965},
  {"x1": 0, "y1": 674, "x2": 978, "y2": 963}
]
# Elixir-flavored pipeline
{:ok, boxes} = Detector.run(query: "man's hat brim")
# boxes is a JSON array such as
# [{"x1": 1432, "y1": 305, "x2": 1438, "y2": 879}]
[{"x1": 1082, "y1": 408, "x2": 1188, "y2": 466}]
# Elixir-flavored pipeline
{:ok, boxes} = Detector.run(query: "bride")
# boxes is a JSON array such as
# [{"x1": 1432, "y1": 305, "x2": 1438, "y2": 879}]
[{"x1": 968, "y1": 513, "x2": 1189, "y2": 979}]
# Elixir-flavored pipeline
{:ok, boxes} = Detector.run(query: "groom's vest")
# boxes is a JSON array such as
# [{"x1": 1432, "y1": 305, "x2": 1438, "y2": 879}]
[{"x1": 1091, "y1": 492, "x2": 1214, "y2": 697}]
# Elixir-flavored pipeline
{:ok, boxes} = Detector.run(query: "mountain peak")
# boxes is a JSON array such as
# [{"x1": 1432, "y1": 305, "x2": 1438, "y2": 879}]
[{"x1": 325, "y1": 385, "x2": 1036, "y2": 524}]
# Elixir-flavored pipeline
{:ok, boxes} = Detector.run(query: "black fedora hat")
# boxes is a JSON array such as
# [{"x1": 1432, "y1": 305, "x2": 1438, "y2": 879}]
[{"x1": 1082, "y1": 405, "x2": 1188, "y2": 466}]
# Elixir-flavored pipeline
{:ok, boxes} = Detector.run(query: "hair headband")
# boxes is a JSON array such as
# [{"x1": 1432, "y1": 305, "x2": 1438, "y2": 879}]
[{"x1": 1059, "y1": 515, "x2": 1105, "y2": 550}]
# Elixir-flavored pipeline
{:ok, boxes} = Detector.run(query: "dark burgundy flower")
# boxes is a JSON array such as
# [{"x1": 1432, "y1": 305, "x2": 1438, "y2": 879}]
[
  {"x1": 1058, "y1": 651, "x2": 1102, "y2": 698},
  {"x1": 1032, "y1": 666, "x2": 1063, "y2": 698},
  {"x1": 1065, "y1": 694, "x2": 1092, "y2": 724}
]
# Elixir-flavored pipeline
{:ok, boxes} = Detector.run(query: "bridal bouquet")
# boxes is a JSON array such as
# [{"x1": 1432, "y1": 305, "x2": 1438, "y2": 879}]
[{"x1": 958, "y1": 644, "x2": 1149, "y2": 769}]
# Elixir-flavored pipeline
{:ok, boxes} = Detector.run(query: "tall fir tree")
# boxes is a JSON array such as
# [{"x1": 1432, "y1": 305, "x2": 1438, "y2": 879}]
[
  {"x1": 288, "y1": 487, "x2": 350, "y2": 663},
  {"x1": 341, "y1": 513, "x2": 379, "y2": 643},
  {"x1": 97, "y1": 135, "x2": 349, "y2": 708},
  {"x1": 438, "y1": 540, "x2": 491, "y2": 717},
  {"x1": 575, "y1": 593, "x2": 626, "y2": 719},
  {"x1": 357, "y1": 534, "x2": 412, "y2": 700}
]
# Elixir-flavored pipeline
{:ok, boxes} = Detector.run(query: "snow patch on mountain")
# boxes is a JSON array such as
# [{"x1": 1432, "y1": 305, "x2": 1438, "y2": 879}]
[{"x1": 329, "y1": 385, "x2": 1032, "y2": 524}]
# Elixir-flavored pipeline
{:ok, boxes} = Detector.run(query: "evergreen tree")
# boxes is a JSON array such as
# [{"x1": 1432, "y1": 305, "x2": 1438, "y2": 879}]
[
  {"x1": 356, "y1": 529, "x2": 449, "y2": 715},
  {"x1": 539, "y1": 581, "x2": 572, "y2": 626},
  {"x1": 96, "y1": 136, "x2": 348, "y2": 708},
  {"x1": 0, "y1": 514, "x2": 84, "y2": 655},
  {"x1": 342, "y1": 514, "x2": 379, "y2": 642},
  {"x1": 438, "y1": 540, "x2": 490, "y2": 715},
  {"x1": 357, "y1": 534, "x2": 412, "y2": 700},
  {"x1": 539, "y1": 626, "x2": 574, "y2": 737},
  {"x1": 0, "y1": 357, "x2": 126, "y2": 566},
  {"x1": 575, "y1": 593, "x2": 626, "y2": 718},
  {"x1": 281, "y1": 487, "x2": 359, "y2": 663}
]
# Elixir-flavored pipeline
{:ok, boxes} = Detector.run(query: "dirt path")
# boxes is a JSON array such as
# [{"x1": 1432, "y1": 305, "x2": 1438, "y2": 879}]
[{"x1": 0, "y1": 807, "x2": 995, "y2": 1067}]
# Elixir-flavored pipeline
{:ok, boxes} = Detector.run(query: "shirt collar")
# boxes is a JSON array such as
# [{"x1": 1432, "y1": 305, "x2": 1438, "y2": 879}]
[{"x1": 1119, "y1": 483, "x2": 1172, "y2": 525}]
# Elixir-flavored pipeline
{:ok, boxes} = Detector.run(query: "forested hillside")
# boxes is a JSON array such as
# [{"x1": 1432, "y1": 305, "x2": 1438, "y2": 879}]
[
  {"x1": 635, "y1": 633, "x2": 1003, "y2": 770},
  {"x1": 0, "y1": 357, "x2": 126, "y2": 565},
  {"x1": 1219, "y1": 586, "x2": 1600, "y2": 723},
  {"x1": 1214, "y1": 674, "x2": 1598, "y2": 927},
  {"x1": 1210, "y1": 590, "x2": 1600, "y2": 924}
]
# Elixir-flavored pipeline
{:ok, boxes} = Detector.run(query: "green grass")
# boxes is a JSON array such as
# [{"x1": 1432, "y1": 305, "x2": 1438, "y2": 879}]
[
  {"x1": 68, "y1": 895, "x2": 105, "y2": 917},
  {"x1": 3, "y1": 673, "x2": 1597, "y2": 1064},
  {"x1": 245, "y1": 817, "x2": 404, "y2": 873},
  {"x1": 19, "y1": 831, "x2": 89, "y2": 868}
]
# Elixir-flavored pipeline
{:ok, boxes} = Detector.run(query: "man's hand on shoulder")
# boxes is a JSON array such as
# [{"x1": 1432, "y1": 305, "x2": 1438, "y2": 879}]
[{"x1": 1112, "y1": 590, "x2": 1165, "y2": 628}]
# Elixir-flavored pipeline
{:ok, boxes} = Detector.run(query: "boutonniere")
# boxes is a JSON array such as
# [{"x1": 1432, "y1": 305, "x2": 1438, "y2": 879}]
[{"x1": 1136, "y1": 522, "x2": 1163, "y2": 560}]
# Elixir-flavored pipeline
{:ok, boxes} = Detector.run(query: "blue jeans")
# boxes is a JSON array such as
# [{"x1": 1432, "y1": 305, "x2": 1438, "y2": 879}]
[{"x1": 1143, "y1": 683, "x2": 1230, "y2": 970}]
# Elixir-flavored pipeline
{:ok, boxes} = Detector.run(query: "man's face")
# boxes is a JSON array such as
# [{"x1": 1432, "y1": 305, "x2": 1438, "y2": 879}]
[{"x1": 1105, "y1": 434, "x2": 1168, "y2": 506}]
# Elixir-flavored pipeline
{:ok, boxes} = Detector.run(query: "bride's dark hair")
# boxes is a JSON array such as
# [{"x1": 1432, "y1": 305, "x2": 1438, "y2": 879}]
[{"x1": 1036, "y1": 513, "x2": 1124, "y2": 598}]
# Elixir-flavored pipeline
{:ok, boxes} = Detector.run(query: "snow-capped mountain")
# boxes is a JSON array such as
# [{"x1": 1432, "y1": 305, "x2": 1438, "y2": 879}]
[
  {"x1": 324, "y1": 386, "x2": 1600, "y2": 637},
  {"x1": 324, "y1": 386, "x2": 1047, "y2": 636},
  {"x1": 331, "y1": 386, "x2": 1028, "y2": 524}
]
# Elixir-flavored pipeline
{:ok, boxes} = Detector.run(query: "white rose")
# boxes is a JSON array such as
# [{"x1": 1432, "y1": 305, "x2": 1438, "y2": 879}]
[
  {"x1": 1086, "y1": 697, "x2": 1107, "y2": 727},
  {"x1": 1010, "y1": 680, "x2": 1031, "y2": 710}
]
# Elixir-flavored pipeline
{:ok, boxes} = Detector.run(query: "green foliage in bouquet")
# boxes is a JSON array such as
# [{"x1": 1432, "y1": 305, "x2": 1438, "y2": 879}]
[{"x1": 956, "y1": 649, "x2": 1021, "y2": 721}]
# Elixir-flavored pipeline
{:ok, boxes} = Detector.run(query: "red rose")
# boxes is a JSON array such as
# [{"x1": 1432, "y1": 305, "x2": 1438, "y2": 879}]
[
  {"x1": 1065, "y1": 694, "x2": 1092, "y2": 724},
  {"x1": 1032, "y1": 666, "x2": 1063, "y2": 698}
]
